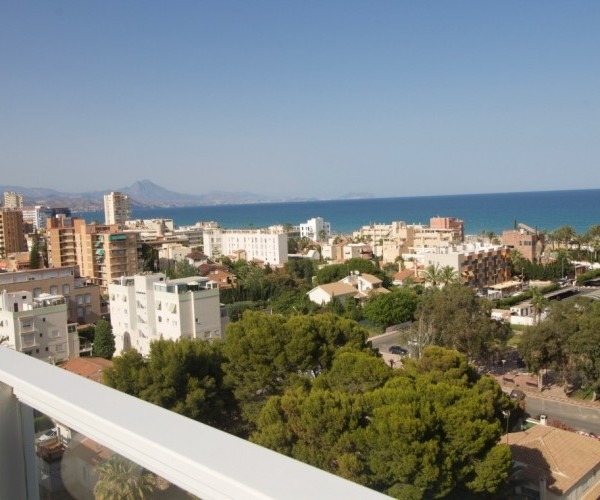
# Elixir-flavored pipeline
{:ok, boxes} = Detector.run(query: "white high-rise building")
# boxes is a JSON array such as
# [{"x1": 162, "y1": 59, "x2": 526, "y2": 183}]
[
  {"x1": 0, "y1": 290, "x2": 79, "y2": 363},
  {"x1": 299, "y1": 217, "x2": 331, "y2": 241},
  {"x1": 109, "y1": 273, "x2": 225, "y2": 356},
  {"x1": 103, "y1": 192, "x2": 131, "y2": 225}
]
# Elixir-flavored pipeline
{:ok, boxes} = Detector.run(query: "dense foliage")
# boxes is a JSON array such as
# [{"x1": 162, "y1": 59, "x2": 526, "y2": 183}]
[
  {"x1": 252, "y1": 347, "x2": 513, "y2": 499},
  {"x1": 362, "y1": 287, "x2": 418, "y2": 328},
  {"x1": 411, "y1": 284, "x2": 511, "y2": 360},
  {"x1": 221, "y1": 311, "x2": 372, "y2": 427},
  {"x1": 520, "y1": 298, "x2": 600, "y2": 398},
  {"x1": 104, "y1": 339, "x2": 234, "y2": 430}
]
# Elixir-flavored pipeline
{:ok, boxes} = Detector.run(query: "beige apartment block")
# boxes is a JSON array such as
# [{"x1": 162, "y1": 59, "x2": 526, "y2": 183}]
[
  {"x1": 0, "y1": 266, "x2": 102, "y2": 324},
  {"x1": 47, "y1": 217, "x2": 141, "y2": 288},
  {"x1": 422, "y1": 244, "x2": 512, "y2": 289},
  {"x1": 429, "y1": 216, "x2": 465, "y2": 242},
  {"x1": 3, "y1": 191, "x2": 24, "y2": 209},
  {"x1": 47, "y1": 216, "x2": 79, "y2": 268}
]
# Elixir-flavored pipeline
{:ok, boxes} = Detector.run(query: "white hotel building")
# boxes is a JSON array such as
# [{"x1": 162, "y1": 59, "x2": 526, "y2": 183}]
[
  {"x1": 202, "y1": 228, "x2": 288, "y2": 266},
  {"x1": 108, "y1": 273, "x2": 225, "y2": 356}
]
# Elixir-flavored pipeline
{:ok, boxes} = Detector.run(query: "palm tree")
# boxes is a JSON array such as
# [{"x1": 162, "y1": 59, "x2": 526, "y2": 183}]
[
  {"x1": 529, "y1": 287, "x2": 549, "y2": 325},
  {"x1": 438, "y1": 265, "x2": 460, "y2": 286},
  {"x1": 94, "y1": 455, "x2": 156, "y2": 500},
  {"x1": 422, "y1": 264, "x2": 442, "y2": 287}
]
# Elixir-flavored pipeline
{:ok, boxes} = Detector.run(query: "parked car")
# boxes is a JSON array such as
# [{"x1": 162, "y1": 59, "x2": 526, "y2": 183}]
[
  {"x1": 37, "y1": 428, "x2": 58, "y2": 444},
  {"x1": 389, "y1": 345, "x2": 408, "y2": 355},
  {"x1": 510, "y1": 389, "x2": 526, "y2": 400}
]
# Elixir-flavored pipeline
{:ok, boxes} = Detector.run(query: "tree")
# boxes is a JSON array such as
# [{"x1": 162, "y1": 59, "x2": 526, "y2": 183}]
[
  {"x1": 171, "y1": 259, "x2": 198, "y2": 279},
  {"x1": 438, "y1": 265, "x2": 460, "y2": 286},
  {"x1": 93, "y1": 454, "x2": 155, "y2": 500},
  {"x1": 222, "y1": 311, "x2": 371, "y2": 428},
  {"x1": 252, "y1": 347, "x2": 513, "y2": 498},
  {"x1": 104, "y1": 339, "x2": 235, "y2": 430},
  {"x1": 509, "y1": 249, "x2": 527, "y2": 280},
  {"x1": 411, "y1": 284, "x2": 510, "y2": 360},
  {"x1": 529, "y1": 287, "x2": 549, "y2": 324},
  {"x1": 140, "y1": 243, "x2": 159, "y2": 272},
  {"x1": 93, "y1": 320, "x2": 115, "y2": 360},
  {"x1": 421, "y1": 264, "x2": 441, "y2": 287},
  {"x1": 362, "y1": 288, "x2": 418, "y2": 329},
  {"x1": 568, "y1": 300, "x2": 600, "y2": 400},
  {"x1": 29, "y1": 235, "x2": 42, "y2": 269}
]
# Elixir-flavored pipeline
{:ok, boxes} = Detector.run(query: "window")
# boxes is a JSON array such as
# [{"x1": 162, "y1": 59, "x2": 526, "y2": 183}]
[
  {"x1": 56, "y1": 343, "x2": 65, "y2": 352},
  {"x1": 76, "y1": 295, "x2": 84, "y2": 305},
  {"x1": 50, "y1": 329, "x2": 60, "y2": 338},
  {"x1": 21, "y1": 333, "x2": 34, "y2": 346},
  {"x1": 62, "y1": 284, "x2": 70, "y2": 295},
  {"x1": 85, "y1": 293, "x2": 91, "y2": 304},
  {"x1": 33, "y1": 288, "x2": 41, "y2": 297},
  {"x1": 85, "y1": 305, "x2": 92, "y2": 316},
  {"x1": 50, "y1": 286, "x2": 58, "y2": 295}
]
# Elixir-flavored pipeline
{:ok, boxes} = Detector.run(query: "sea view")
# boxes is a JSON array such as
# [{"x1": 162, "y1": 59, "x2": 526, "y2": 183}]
[{"x1": 78, "y1": 189, "x2": 600, "y2": 236}]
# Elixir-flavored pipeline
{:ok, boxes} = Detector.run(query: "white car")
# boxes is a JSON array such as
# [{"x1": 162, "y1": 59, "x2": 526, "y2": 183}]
[{"x1": 37, "y1": 428, "x2": 58, "y2": 443}]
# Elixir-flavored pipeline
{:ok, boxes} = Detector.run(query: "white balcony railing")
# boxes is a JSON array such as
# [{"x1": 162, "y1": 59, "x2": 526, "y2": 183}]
[{"x1": 0, "y1": 348, "x2": 389, "y2": 500}]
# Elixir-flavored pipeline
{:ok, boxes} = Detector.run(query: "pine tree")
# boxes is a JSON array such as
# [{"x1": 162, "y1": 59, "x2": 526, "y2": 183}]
[
  {"x1": 93, "y1": 320, "x2": 116, "y2": 360},
  {"x1": 29, "y1": 236, "x2": 42, "y2": 269}
]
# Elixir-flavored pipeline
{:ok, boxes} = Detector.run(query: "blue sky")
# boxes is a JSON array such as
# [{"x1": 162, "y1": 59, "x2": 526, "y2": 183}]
[{"x1": 1, "y1": 1, "x2": 599, "y2": 199}]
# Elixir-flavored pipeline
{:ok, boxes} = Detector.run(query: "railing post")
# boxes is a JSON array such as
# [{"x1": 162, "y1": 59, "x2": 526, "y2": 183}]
[{"x1": 0, "y1": 382, "x2": 38, "y2": 500}]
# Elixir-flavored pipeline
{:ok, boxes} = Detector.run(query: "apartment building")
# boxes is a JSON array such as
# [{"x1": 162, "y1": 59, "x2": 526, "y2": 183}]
[
  {"x1": 203, "y1": 228, "x2": 288, "y2": 266},
  {"x1": 430, "y1": 216, "x2": 465, "y2": 242},
  {"x1": 502, "y1": 222, "x2": 545, "y2": 263},
  {"x1": 0, "y1": 266, "x2": 102, "y2": 324},
  {"x1": 174, "y1": 221, "x2": 220, "y2": 249},
  {"x1": 47, "y1": 217, "x2": 141, "y2": 287},
  {"x1": 103, "y1": 192, "x2": 131, "y2": 226},
  {"x1": 0, "y1": 290, "x2": 79, "y2": 363},
  {"x1": 353, "y1": 218, "x2": 463, "y2": 263},
  {"x1": 0, "y1": 209, "x2": 27, "y2": 258},
  {"x1": 21, "y1": 206, "x2": 53, "y2": 231},
  {"x1": 422, "y1": 244, "x2": 512, "y2": 289},
  {"x1": 3, "y1": 191, "x2": 24, "y2": 209},
  {"x1": 46, "y1": 216, "x2": 79, "y2": 268},
  {"x1": 108, "y1": 273, "x2": 225, "y2": 356},
  {"x1": 299, "y1": 217, "x2": 331, "y2": 241}
]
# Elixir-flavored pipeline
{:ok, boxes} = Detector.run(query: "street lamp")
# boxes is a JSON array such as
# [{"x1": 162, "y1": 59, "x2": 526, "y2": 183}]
[{"x1": 502, "y1": 409, "x2": 511, "y2": 445}]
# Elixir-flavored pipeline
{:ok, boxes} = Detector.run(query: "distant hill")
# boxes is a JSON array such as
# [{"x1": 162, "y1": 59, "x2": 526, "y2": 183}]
[{"x1": 0, "y1": 180, "x2": 275, "y2": 211}]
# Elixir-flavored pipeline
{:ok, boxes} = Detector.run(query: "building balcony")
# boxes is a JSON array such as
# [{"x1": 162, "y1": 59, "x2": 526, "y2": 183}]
[{"x1": 0, "y1": 348, "x2": 386, "y2": 500}]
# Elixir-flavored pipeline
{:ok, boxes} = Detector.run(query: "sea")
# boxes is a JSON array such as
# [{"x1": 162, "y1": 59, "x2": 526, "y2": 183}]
[{"x1": 76, "y1": 189, "x2": 600, "y2": 237}]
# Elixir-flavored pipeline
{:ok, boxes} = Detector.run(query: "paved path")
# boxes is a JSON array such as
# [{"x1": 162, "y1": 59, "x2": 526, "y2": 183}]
[{"x1": 492, "y1": 371, "x2": 600, "y2": 409}]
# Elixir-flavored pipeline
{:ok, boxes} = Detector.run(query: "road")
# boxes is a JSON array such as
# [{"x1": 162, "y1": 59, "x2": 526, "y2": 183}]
[
  {"x1": 524, "y1": 394, "x2": 600, "y2": 434},
  {"x1": 369, "y1": 331, "x2": 403, "y2": 355}
]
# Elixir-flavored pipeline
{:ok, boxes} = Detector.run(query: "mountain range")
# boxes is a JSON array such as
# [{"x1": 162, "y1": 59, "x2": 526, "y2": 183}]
[
  {"x1": 0, "y1": 180, "x2": 374, "y2": 211},
  {"x1": 0, "y1": 180, "x2": 275, "y2": 211}
]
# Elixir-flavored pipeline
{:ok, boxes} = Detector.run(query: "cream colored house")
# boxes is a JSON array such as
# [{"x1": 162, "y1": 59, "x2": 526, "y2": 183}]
[{"x1": 307, "y1": 272, "x2": 389, "y2": 306}]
